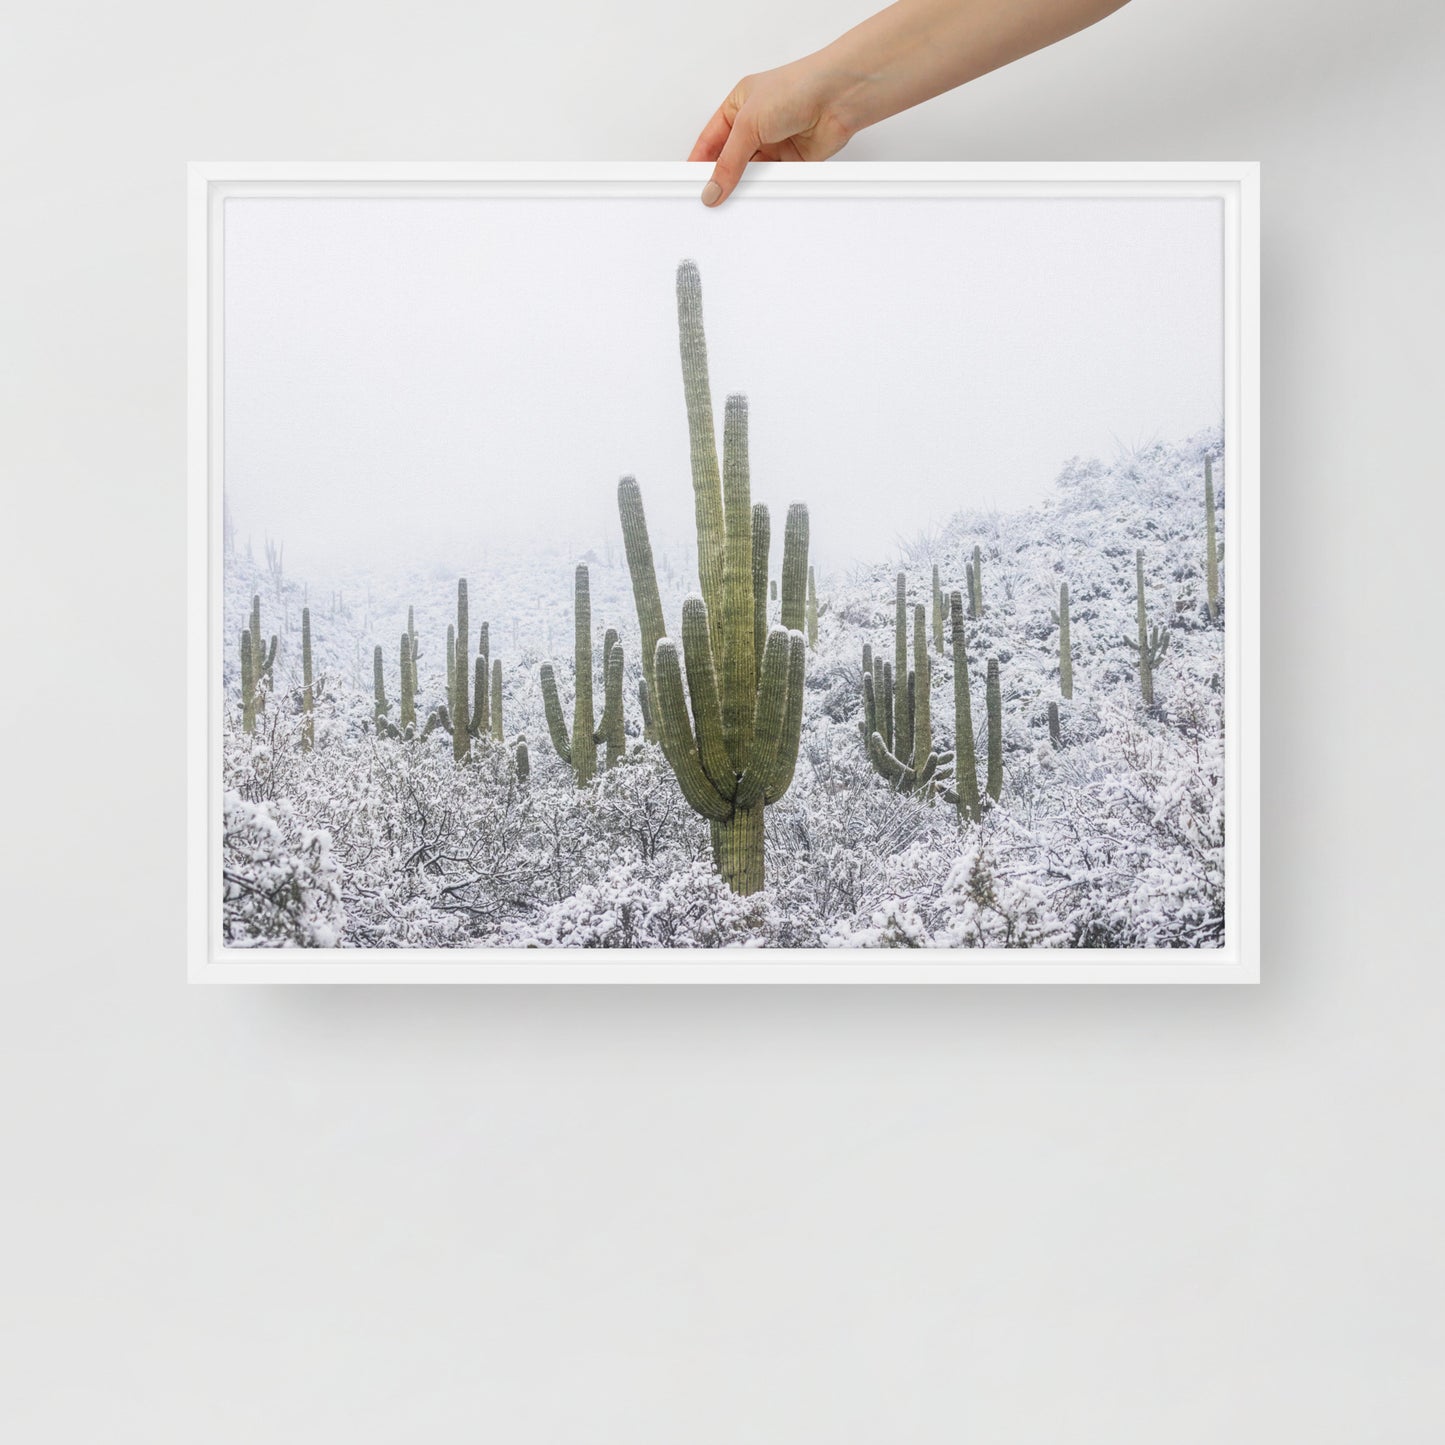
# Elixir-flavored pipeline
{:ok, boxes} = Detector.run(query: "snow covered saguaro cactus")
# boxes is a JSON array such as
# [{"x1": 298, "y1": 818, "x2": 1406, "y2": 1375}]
[
  {"x1": 400, "y1": 633, "x2": 417, "y2": 735},
  {"x1": 985, "y1": 658, "x2": 1003, "y2": 802},
  {"x1": 540, "y1": 564, "x2": 600, "y2": 786},
  {"x1": 301, "y1": 607, "x2": 314, "y2": 751},
  {"x1": 1056, "y1": 582, "x2": 1073, "y2": 700},
  {"x1": 240, "y1": 629, "x2": 256, "y2": 734},
  {"x1": 1128, "y1": 549, "x2": 1170, "y2": 706},
  {"x1": 865, "y1": 603, "x2": 946, "y2": 797},
  {"x1": 452, "y1": 580, "x2": 470, "y2": 762},
  {"x1": 601, "y1": 629, "x2": 625, "y2": 769},
  {"x1": 473, "y1": 622, "x2": 490, "y2": 739},
  {"x1": 931, "y1": 564, "x2": 944, "y2": 654},
  {"x1": 372, "y1": 645, "x2": 399, "y2": 738},
  {"x1": 950, "y1": 591, "x2": 982, "y2": 822},
  {"x1": 489, "y1": 658, "x2": 503, "y2": 742},
  {"x1": 616, "y1": 260, "x2": 810, "y2": 896},
  {"x1": 248, "y1": 595, "x2": 277, "y2": 713},
  {"x1": 893, "y1": 572, "x2": 908, "y2": 738},
  {"x1": 1204, "y1": 454, "x2": 1221, "y2": 622}
]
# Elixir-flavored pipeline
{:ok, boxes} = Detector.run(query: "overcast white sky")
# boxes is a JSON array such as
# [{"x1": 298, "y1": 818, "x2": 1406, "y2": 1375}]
[{"x1": 224, "y1": 195, "x2": 1222, "y2": 575}]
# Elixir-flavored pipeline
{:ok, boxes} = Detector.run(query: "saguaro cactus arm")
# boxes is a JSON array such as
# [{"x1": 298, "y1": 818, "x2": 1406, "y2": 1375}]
[
  {"x1": 719, "y1": 395, "x2": 755, "y2": 770},
  {"x1": 762, "y1": 633, "x2": 807, "y2": 803},
  {"x1": 539, "y1": 664, "x2": 572, "y2": 764},
  {"x1": 751, "y1": 504, "x2": 770, "y2": 686},
  {"x1": 677, "y1": 259, "x2": 726, "y2": 650},
  {"x1": 680, "y1": 597, "x2": 733, "y2": 790},
  {"x1": 618, "y1": 475, "x2": 665, "y2": 740},
  {"x1": 734, "y1": 629, "x2": 791, "y2": 809},
  {"x1": 653, "y1": 639, "x2": 732, "y2": 820}
]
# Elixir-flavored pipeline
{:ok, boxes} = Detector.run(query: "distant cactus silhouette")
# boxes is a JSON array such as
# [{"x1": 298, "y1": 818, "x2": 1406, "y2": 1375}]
[
  {"x1": 866, "y1": 603, "x2": 946, "y2": 796},
  {"x1": 806, "y1": 566, "x2": 819, "y2": 647},
  {"x1": 247, "y1": 595, "x2": 277, "y2": 714},
  {"x1": 373, "y1": 645, "x2": 400, "y2": 738},
  {"x1": 1127, "y1": 549, "x2": 1170, "y2": 705},
  {"x1": 540, "y1": 564, "x2": 614, "y2": 785}
]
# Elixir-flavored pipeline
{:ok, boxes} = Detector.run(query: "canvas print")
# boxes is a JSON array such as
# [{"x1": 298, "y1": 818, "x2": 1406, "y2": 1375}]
[{"x1": 217, "y1": 188, "x2": 1230, "y2": 953}]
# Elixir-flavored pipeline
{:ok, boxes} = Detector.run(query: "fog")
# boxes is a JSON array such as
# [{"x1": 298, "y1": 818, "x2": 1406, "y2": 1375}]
[{"x1": 223, "y1": 194, "x2": 1222, "y2": 577}]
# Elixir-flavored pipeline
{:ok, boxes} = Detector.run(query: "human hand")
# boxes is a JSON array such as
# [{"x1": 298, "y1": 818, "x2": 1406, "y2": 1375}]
[
  {"x1": 689, "y1": 0, "x2": 1132, "y2": 207},
  {"x1": 688, "y1": 58, "x2": 858, "y2": 208}
]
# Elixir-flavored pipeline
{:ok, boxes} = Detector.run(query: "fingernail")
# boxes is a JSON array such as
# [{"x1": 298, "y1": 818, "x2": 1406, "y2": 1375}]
[{"x1": 701, "y1": 181, "x2": 722, "y2": 207}]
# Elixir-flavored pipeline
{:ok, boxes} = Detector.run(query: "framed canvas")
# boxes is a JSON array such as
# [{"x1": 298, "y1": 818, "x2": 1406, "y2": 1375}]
[{"x1": 188, "y1": 162, "x2": 1259, "y2": 983}]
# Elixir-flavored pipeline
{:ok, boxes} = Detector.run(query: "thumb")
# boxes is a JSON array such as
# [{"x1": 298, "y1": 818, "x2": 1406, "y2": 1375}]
[{"x1": 702, "y1": 111, "x2": 759, "y2": 206}]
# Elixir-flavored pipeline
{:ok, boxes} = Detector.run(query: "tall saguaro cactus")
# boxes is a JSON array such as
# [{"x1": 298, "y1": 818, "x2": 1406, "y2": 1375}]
[
  {"x1": 971, "y1": 545, "x2": 984, "y2": 618},
  {"x1": 301, "y1": 607, "x2": 314, "y2": 751},
  {"x1": 949, "y1": 592, "x2": 982, "y2": 822},
  {"x1": 617, "y1": 260, "x2": 809, "y2": 895},
  {"x1": 806, "y1": 566, "x2": 819, "y2": 647},
  {"x1": 490, "y1": 658, "x2": 503, "y2": 742},
  {"x1": 1128, "y1": 549, "x2": 1170, "y2": 705},
  {"x1": 985, "y1": 658, "x2": 1003, "y2": 802},
  {"x1": 1204, "y1": 455, "x2": 1220, "y2": 622}
]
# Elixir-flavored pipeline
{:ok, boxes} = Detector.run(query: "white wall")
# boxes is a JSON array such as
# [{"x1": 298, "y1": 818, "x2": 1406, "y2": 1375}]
[{"x1": 3, "y1": 1, "x2": 1443, "y2": 1439}]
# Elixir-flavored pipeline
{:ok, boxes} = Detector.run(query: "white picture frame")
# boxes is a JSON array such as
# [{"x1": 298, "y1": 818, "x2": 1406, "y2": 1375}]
[{"x1": 189, "y1": 161, "x2": 1259, "y2": 984}]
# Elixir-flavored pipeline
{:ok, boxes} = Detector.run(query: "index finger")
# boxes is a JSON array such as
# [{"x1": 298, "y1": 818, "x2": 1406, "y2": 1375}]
[{"x1": 688, "y1": 104, "x2": 733, "y2": 163}]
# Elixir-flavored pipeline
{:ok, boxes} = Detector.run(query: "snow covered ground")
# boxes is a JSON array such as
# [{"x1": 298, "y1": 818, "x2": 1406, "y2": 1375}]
[{"x1": 222, "y1": 427, "x2": 1226, "y2": 950}]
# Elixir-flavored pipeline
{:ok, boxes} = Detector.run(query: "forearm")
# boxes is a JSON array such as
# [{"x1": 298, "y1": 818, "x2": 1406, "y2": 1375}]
[{"x1": 809, "y1": 0, "x2": 1130, "y2": 137}]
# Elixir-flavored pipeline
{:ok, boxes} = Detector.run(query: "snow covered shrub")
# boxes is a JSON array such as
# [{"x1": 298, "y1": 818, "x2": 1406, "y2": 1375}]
[
  {"x1": 518, "y1": 856, "x2": 777, "y2": 948},
  {"x1": 222, "y1": 791, "x2": 342, "y2": 947}
]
